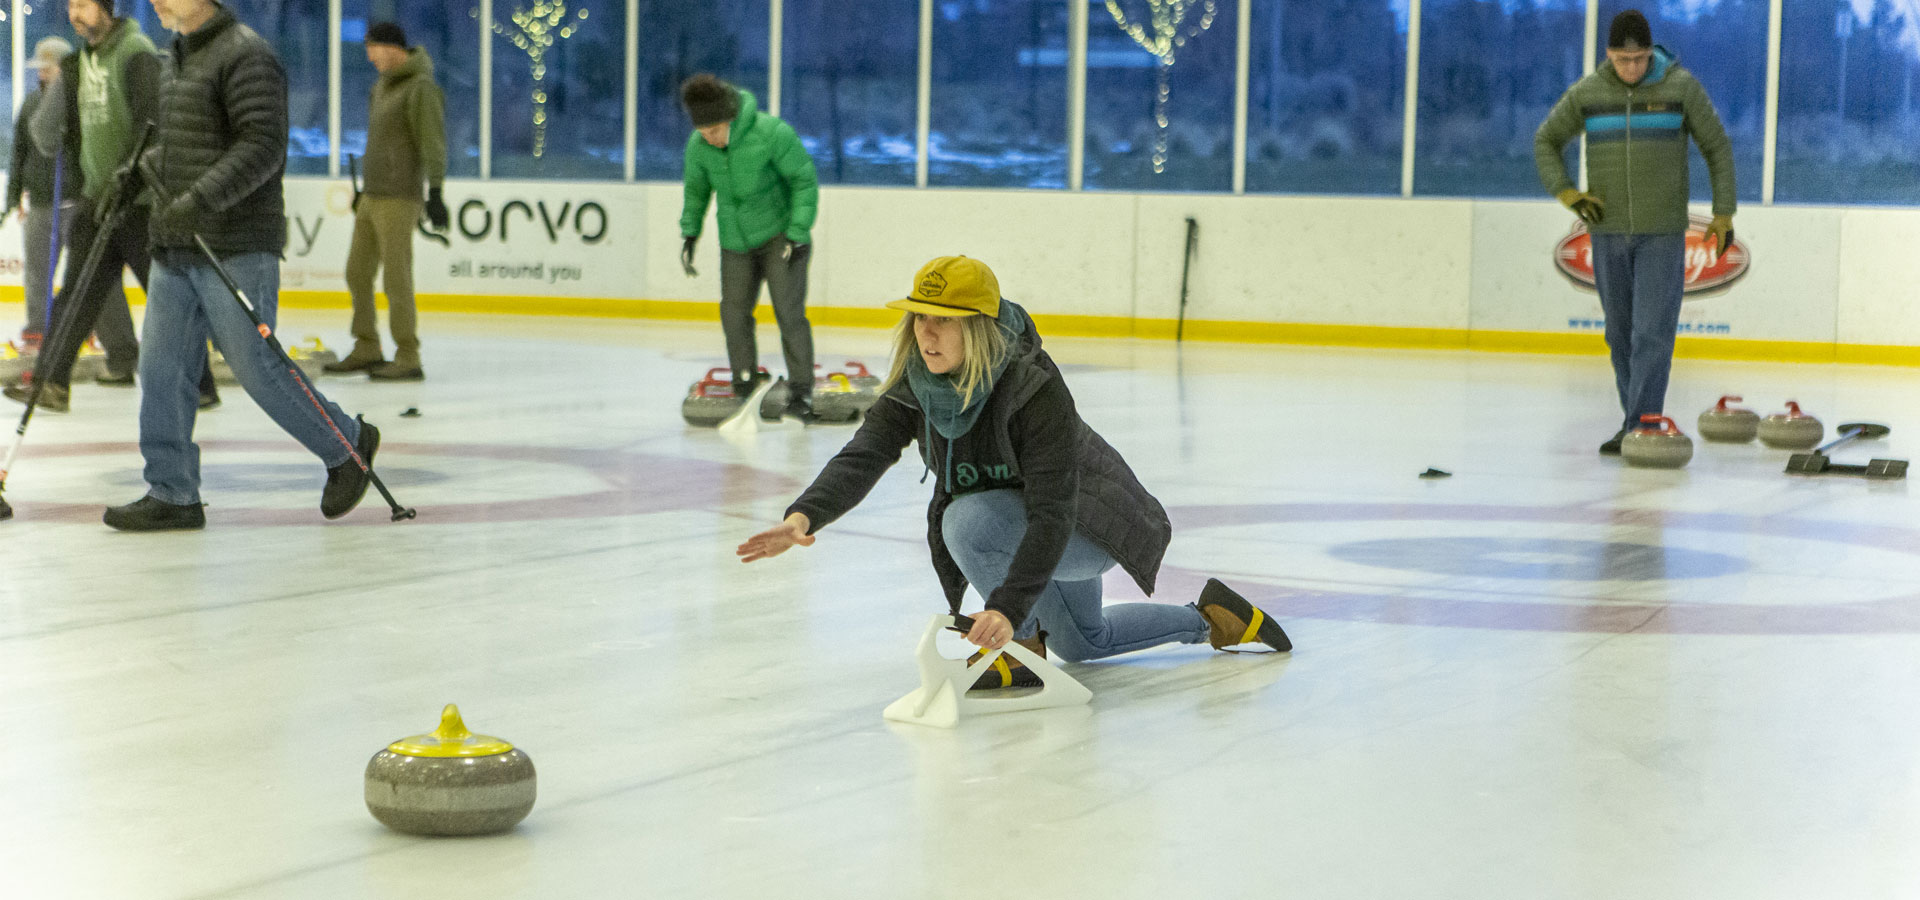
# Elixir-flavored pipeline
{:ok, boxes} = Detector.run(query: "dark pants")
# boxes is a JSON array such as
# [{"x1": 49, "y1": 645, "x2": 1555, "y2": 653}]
[
  {"x1": 42, "y1": 202, "x2": 213, "y2": 395},
  {"x1": 720, "y1": 236, "x2": 814, "y2": 395},
  {"x1": 43, "y1": 200, "x2": 143, "y2": 386},
  {"x1": 1591, "y1": 232, "x2": 1686, "y2": 431}
]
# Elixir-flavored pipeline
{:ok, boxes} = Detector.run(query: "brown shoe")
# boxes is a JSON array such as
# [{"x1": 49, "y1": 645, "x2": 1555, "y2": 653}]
[
  {"x1": 968, "y1": 633, "x2": 1048, "y2": 690},
  {"x1": 368, "y1": 361, "x2": 425, "y2": 381},
  {"x1": 1196, "y1": 578, "x2": 1291, "y2": 652},
  {"x1": 322, "y1": 344, "x2": 385, "y2": 374},
  {"x1": 3, "y1": 380, "x2": 68, "y2": 413}
]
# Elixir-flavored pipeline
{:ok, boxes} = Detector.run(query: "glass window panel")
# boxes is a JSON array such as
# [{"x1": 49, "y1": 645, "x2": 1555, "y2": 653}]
[
  {"x1": 1595, "y1": 0, "x2": 1765, "y2": 204},
  {"x1": 343, "y1": 1, "x2": 482, "y2": 179},
  {"x1": 1777, "y1": 0, "x2": 1920, "y2": 204},
  {"x1": 1414, "y1": 0, "x2": 1584, "y2": 197},
  {"x1": 929, "y1": 0, "x2": 1069, "y2": 188},
  {"x1": 781, "y1": 0, "x2": 916, "y2": 185},
  {"x1": 1084, "y1": 0, "x2": 1235, "y2": 191},
  {"x1": 225, "y1": 0, "x2": 331, "y2": 175},
  {"x1": 489, "y1": 0, "x2": 626, "y2": 179},
  {"x1": 490, "y1": 0, "x2": 625, "y2": 179},
  {"x1": 1245, "y1": 0, "x2": 1405, "y2": 195},
  {"x1": 632, "y1": 0, "x2": 771, "y2": 182}
]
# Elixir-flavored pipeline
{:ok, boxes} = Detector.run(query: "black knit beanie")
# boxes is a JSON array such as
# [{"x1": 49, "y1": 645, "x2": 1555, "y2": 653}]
[
  {"x1": 681, "y1": 74, "x2": 738, "y2": 128},
  {"x1": 367, "y1": 22, "x2": 408, "y2": 48},
  {"x1": 1608, "y1": 10, "x2": 1652, "y2": 49}
]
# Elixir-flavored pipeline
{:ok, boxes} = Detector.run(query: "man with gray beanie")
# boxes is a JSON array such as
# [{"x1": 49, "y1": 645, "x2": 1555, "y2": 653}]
[
  {"x1": 323, "y1": 20, "x2": 448, "y2": 382},
  {"x1": 678, "y1": 73, "x2": 821, "y2": 423},
  {"x1": 5, "y1": 37, "x2": 79, "y2": 347},
  {"x1": 1535, "y1": 9, "x2": 1736, "y2": 456}
]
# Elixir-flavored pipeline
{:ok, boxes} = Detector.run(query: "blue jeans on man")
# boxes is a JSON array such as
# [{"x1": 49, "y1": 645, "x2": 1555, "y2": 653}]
[
  {"x1": 138, "y1": 249, "x2": 361, "y2": 505},
  {"x1": 942, "y1": 489, "x2": 1207, "y2": 662},
  {"x1": 1590, "y1": 232, "x2": 1687, "y2": 432}
]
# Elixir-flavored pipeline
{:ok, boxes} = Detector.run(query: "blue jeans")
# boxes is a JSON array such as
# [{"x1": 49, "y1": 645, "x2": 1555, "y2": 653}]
[
  {"x1": 1590, "y1": 232, "x2": 1686, "y2": 431},
  {"x1": 138, "y1": 249, "x2": 361, "y2": 504},
  {"x1": 942, "y1": 489, "x2": 1207, "y2": 662}
]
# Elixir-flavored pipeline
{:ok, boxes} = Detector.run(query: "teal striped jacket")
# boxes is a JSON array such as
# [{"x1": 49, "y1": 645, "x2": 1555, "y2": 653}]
[{"x1": 1534, "y1": 47, "x2": 1736, "y2": 235}]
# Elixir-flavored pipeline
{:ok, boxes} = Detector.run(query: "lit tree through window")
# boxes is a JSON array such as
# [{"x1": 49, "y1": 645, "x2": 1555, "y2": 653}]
[
  {"x1": 493, "y1": 0, "x2": 589, "y2": 158},
  {"x1": 1104, "y1": 0, "x2": 1218, "y2": 173}
]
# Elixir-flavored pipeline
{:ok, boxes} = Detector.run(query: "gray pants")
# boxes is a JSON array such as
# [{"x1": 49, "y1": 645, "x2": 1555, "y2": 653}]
[
  {"x1": 720, "y1": 236, "x2": 813, "y2": 394},
  {"x1": 22, "y1": 203, "x2": 58, "y2": 335}
]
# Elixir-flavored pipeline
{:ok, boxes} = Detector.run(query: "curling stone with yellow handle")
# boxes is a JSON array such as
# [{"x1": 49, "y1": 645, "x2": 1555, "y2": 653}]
[{"x1": 365, "y1": 704, "x2": 536, "y2": 836}]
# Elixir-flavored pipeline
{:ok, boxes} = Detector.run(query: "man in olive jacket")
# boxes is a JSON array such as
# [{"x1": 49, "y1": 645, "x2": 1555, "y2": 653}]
[
  {"x1": 677, "y1": 73, "x2": 821, "y2": 422},
  {"x1": 325, "y1": 21, "x2": 448, "y2": 382},
  {"x1": 105, "y1": 0, "x2": 380, "y2": 531},
  {"x1": 1535, "y1": 9, "x2": 1736, "y2": 455}
]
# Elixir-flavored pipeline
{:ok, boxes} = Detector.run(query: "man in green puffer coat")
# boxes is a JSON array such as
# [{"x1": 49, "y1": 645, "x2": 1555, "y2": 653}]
[
  {"x1": 678, "y1": 74, "x2": 821, "y2": 423},
  {"x1": 1535, "y1": 9, "x2": 1737, "y2": 456}
]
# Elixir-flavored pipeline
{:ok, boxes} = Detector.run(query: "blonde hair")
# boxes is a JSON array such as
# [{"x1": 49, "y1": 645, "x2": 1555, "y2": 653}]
[{"x1": 883, "y1": 312, "x2": 1010, "y2": 408}]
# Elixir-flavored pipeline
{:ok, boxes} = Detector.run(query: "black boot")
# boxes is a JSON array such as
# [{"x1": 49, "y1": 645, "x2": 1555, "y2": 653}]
[
  {"x1": 321, "y1": 418, "x2": 380, "y2": 519},
  {"x1": 785, "y1": 390, "x2": 822, "y2": 425},
  {"x1": 104, "y1": 495, "x2": 206, "y2": 531},
  {"x1": 1599, "y1": 429, "x2": 1628, "y2": 455}
]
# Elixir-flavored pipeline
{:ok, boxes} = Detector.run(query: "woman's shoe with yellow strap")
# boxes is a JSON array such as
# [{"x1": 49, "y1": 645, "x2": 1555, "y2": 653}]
[
  {"x1": 1197, "y1": 578, "x2": 1292, "y2": 653},
  {"x1": 967, "y1": 633, "x2": 1048, "y2": 690}
]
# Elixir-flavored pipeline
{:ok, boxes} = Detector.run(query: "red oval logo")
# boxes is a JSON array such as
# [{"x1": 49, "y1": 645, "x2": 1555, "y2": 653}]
[{"x1": 1554, "y1": 214, "x2": 1750, "y2": 297}]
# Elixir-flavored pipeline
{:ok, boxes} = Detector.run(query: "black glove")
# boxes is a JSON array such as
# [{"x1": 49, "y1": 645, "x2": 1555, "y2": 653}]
[
  {"x1": 783, "y1": 240, "x2": 811, "y2": 268},
  {"x1": 153, "y1": 189, "x2": 199, "y2": 234},
  {"x1": 425, "y1": 187, "x2": 448, "y2": 231},
  {"x1": 680, "y1": 236, "x2": 698, "y2": 277}
]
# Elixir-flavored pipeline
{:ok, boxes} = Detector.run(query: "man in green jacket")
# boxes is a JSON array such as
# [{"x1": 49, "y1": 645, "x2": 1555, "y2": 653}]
[
  {"x1": 678, "y1": 74, "x2": 820, "y2": 422},
  {"x1": 324, "y1": 21, "x2": 448, "y2": 382},
  {"x1": 1535, "y1": 10, "x2": 1736, "y2": 455}
]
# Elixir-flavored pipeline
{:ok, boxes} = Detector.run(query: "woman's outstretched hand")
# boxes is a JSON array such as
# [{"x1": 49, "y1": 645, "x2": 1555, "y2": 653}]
[{"x1": 737, "y1": 512, "x2": 815, "y2": 562}]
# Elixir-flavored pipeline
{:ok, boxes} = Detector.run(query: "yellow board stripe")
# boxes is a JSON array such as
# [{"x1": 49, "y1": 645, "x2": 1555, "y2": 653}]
[
  {"x1": 1240, "y1": 609, "x2": 1265, "y2": 647},
  {"x1": 24, "y1": 283, "x2": 1920, "y2": 368}
]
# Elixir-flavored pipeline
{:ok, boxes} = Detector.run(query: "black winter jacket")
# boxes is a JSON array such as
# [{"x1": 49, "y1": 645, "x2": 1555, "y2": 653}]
[
  {"x1": 148, "y1": 7, "x2": 286, "y2": 256},
  {"x1": 786, "y1": 315, "x2": 1171, "y2": 626}
]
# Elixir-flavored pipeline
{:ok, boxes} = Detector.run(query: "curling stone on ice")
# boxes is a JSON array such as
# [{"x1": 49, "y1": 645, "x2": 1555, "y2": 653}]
[
  {"x1": 365, "y1": 704, "x2": 536, "y2": 836},
  {"x1": 212, "y1": 337, "x2": 336, "y2": 384},
  {"x1": 1621, "y1": 415, "x2": 1693, "y2": 469},
  {"x1": 682, "y1": 366, "x2": 775, "y2": 427},
  {"x1": 758, "y1": 360, "x2": 885, "y2": 423},
  {"x1": 1758, "y1": 401, "x2": 1823, "y2": 450},
  {"x1": 1697, "y1": 395, "x2": 1760, "y2": 443},
  {"x1": 0, "y1": 341, "x2": 32, "y2": 380}
]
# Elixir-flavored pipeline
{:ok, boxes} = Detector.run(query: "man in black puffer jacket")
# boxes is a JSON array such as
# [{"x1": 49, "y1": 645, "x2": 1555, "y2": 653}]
[{"x1": 104, "y1": 0, "x2": 383, "y2": 531}]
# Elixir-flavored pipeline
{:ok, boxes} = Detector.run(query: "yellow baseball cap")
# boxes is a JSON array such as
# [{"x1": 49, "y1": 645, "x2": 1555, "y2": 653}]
[{"x1": 886, "y1": 256, "x2": 1001, "y2": 318}]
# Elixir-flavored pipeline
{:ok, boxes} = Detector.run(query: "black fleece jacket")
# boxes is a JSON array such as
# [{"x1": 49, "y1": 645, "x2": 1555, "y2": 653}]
[
  {"x1": 786, "y1": 314, "x2": 1171, "y2": 626},
  {"x1": 148, "y1": 6, "x2": 286, "y2": 256}
]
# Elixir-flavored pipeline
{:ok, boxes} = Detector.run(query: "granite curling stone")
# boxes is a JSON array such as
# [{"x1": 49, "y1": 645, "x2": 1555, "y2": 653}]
[
  {"x1": 365, "y1": 704, "x2": 536, "y2": 836},
  {"x1": 1621, "y1": 415, "x2": 1694, "y2": 469},
  {"x1": 1758, "y1": 401, "x2": 1823, "y2": 450},
  {"x1": 1697, "y1": 395, "x2": 1760, "y2": 443}
]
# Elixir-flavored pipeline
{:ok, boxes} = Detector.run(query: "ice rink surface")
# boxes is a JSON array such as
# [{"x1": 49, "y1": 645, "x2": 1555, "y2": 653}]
[{"x1": 5, "y1": 312, "x2": 1920, "y2": 899}]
